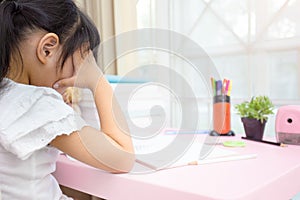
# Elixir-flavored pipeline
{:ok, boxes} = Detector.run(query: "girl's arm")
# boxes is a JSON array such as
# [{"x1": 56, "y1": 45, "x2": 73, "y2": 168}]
[{"x1": 50, "y1": 52, "x2": 135, "y2": 173}]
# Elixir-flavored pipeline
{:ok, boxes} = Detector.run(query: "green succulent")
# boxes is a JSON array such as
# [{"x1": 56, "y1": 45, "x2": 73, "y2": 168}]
[{"x1": 235, "y1": 96, "x2": 274, "y2": 123}]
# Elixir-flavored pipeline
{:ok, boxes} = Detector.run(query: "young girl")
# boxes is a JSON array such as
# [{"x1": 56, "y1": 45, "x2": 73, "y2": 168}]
[{"x1": 0, "y1": 0, "x2": 135, "y2": 199}]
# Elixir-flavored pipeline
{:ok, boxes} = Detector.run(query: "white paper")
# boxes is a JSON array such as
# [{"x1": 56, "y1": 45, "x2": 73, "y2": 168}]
[{"x1": 134, "y1": 137, "x2": 256, "y2": 170}]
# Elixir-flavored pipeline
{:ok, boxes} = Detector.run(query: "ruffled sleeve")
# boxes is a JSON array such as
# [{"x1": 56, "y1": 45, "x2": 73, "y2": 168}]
[{"x1": 0, "y1": 80, "x2": 87, "y2": 160}]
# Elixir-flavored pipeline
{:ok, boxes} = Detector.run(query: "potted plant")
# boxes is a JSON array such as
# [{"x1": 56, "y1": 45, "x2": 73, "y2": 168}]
[{"x1": 235, "y1": 96, "x2": 274, "y2": 140}]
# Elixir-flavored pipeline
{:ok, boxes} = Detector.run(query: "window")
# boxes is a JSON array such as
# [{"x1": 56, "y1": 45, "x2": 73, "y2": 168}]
[{"x1": 131, "y1": 0, "x2": 300, "y2": 135}]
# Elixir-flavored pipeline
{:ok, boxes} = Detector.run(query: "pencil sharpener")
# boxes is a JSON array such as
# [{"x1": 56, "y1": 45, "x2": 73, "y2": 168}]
[{"x1": 276, "y1": 105, "x2": 300, "y2": 145}]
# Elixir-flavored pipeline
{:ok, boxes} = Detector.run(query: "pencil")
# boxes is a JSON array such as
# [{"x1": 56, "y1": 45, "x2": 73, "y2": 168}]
[
  {"x1": 211, "y1": 77, "x2": 216, "y2": 96},
  {"x1": 164, "y1": 129, "x2": 210, "y2": 134},
  {"x1": 188, "y1": 153, "x2": 257, "y2": 165},
  {"x1": 241, "y1": 137, "x2": 287, "y2": 147}
]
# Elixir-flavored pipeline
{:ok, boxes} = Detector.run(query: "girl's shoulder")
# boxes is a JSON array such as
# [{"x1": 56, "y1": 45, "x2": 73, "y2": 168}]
[
  {"x1": 1, "y1": 78, "x2": 62, "y2": 101},
  {"x1": 0, "y1": 79, "x2": 85, "y2": 160},
  {"x1": 0, "y1": 79, "x2": 68, "y2": 129}
]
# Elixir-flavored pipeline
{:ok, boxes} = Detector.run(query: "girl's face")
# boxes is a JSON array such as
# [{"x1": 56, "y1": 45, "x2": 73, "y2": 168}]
[
  {"x1": 43, "y1": 54, "x2": 75, "y2": 94},
  {"x1": 40, "y1": 51, "x2": 75, "y2": 94}
]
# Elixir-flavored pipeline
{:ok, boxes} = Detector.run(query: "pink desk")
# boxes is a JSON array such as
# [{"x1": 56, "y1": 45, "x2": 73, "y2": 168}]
[{"x1": 53, "y1": 135, "x2": 300, "y2": 200}]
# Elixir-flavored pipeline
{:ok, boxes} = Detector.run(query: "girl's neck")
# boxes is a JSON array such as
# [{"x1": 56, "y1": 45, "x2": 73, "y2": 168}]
[{"x1": 7, "y1": 66, "x2": 30, "y2": 85}]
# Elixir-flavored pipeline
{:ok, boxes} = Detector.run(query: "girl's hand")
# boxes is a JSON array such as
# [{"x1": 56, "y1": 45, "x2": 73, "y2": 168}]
[{"x1": 53, "y1": 50, "x2": 103, "y2": 91}]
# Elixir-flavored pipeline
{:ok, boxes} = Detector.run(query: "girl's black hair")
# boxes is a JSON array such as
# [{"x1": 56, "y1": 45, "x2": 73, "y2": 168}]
[{"x1": 0, "y1": 0, "x2": 100, "y2": 87}]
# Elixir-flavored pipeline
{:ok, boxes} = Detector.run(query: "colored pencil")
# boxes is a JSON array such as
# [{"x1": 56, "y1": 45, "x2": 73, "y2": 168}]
[
  {"x1": 241, "y1": 137, "x2": 287, "y2": 147},
  {"x1": 210, "y1": 77, "x2": 232, "y2": 96}
]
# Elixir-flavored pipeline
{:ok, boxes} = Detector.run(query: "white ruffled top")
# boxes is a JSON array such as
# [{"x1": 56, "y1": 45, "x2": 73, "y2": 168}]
[{"x1": 0, "y1": 79, "x2": 86, "y2": 200}]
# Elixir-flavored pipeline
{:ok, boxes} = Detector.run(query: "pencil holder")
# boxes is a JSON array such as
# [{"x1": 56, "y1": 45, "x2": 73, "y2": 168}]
[{"x1": 210, "y1": 95, "x2": 235, "y2": 136}]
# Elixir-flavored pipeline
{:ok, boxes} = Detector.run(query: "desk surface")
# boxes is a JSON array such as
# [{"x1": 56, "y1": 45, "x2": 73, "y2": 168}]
[{"x1": 53, "y1": 135, "x2": 300, "y2": 200}]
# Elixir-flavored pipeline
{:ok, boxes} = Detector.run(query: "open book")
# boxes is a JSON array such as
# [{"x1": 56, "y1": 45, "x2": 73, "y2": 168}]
[{"x1": 134, "y1": 136, "x2": 257, "y2": 170}]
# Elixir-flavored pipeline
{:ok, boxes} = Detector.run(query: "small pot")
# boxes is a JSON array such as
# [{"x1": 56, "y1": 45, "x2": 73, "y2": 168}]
[{"x1": 241, "y1": 117, "x2": 266, "y2": 140}]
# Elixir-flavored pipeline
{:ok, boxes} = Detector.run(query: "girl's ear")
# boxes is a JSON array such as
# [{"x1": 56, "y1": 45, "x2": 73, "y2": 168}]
[{"x1": 37, "y1": 33, "x2": 60, "y2": 64}]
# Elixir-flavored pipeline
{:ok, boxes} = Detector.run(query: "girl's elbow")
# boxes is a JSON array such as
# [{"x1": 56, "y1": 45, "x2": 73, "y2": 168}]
[{"x1": 110, "y1": 152, "x2": 135, "y2": 174}]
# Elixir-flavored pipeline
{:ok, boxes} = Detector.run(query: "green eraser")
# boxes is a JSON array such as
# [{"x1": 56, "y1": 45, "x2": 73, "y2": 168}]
[{"x1": 223, "y1": 140, "x2": 246, "y2": 147}]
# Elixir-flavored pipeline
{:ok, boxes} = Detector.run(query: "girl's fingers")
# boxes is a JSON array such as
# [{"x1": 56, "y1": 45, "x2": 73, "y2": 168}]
[{"x1": 53, "y1": 76, "x2": 76, "y2": 89}]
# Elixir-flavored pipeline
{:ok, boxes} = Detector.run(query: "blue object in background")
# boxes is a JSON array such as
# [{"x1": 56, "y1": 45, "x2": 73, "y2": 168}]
[
  {"x1": 164, "y1": 129, "x2": 210, "y2": 134},
  {"x1": 292, "y1": 192, "x2": 300, "y2": 200},
  {"x1": 105, "y1": 75, "x2": 146, "y2": 84}
]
